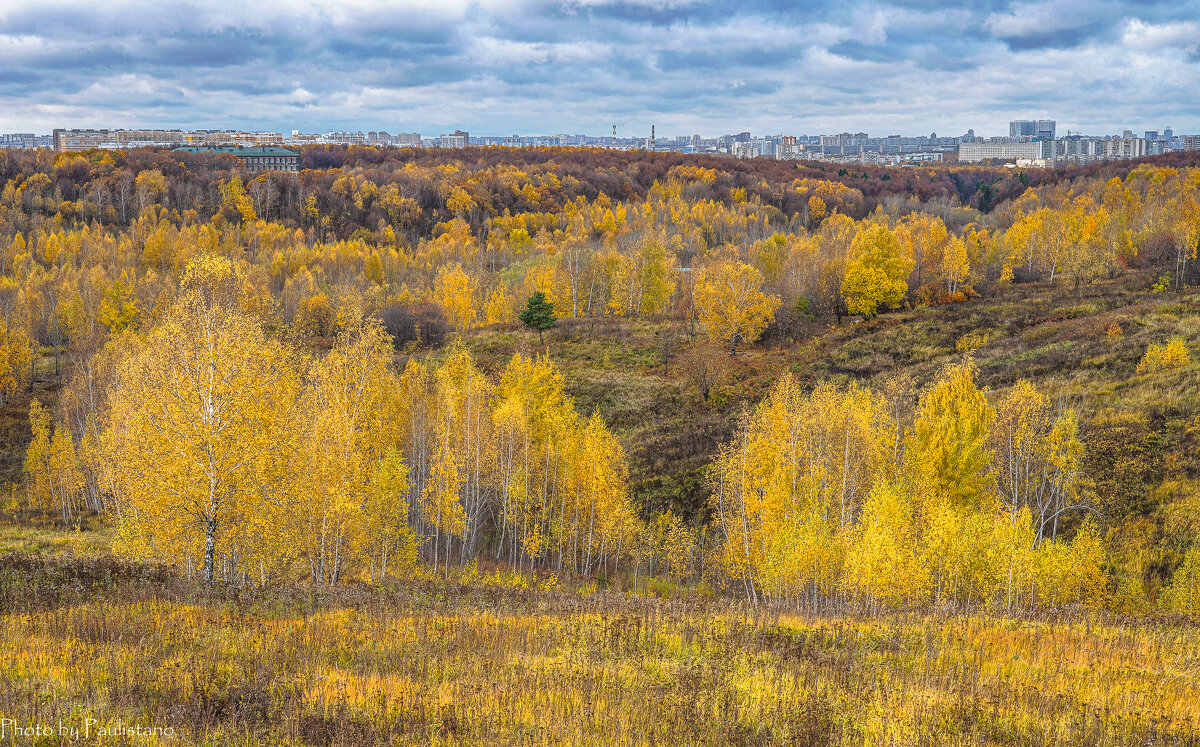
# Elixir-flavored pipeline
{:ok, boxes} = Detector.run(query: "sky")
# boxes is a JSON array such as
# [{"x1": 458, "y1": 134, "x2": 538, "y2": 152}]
[{"x1": 1, "y1": 0, "x2": 1198, "y2": 138}]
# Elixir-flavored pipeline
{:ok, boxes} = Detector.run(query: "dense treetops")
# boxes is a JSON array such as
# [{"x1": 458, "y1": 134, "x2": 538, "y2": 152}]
[
  {"x1": 0, "y1": 147, "x2": 1197, "y2": 365},
  {"x1": 4, "y1": 146, "x2": 1200, "y2": 615}
]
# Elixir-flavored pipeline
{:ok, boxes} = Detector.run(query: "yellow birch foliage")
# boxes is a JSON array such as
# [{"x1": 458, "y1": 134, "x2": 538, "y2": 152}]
[
  {"x1": 1034, "y1": 518, "x2": 1107, "y2": 608},
  {"x1": 24, "y1": 399, "x2": 52, "y2": 511},
  {"x1": 841, "y1": 223, "x2": 912, "y2": 318},
  {"x1": 1137, "y1": 338, "x2": 1191, "y2": 374},
  {"x1": 0, "y1": 323, "x2": 32, "y2": 403},
  {"x1": 288, "y1": 323, "x2": 411, "y2": 583},
  {"x1": 712, "y1": 363, "x2": 1100, "y2": 612},
  {"x1": 365, "y1": 447, "x2": 417, "y2": 579},
  {"x1": 1164, "y1": 540, "x2": 1200, "y2": 618},
  {"x1": 434, "y1": 262, "x2": 478, "y2": 332},
  {"x1": 711, "y1": 376, "x2": 893, "y2": 601},
  {"x1": 692, "y1": 260, "x2": 780, "y2": 355},
  {"x1": 105, "y1": 256, "x2": 301, "y2": 582},
  {"x1": 49, "y1": 424, "x2": 84, "y2": 521},
  {"x1": 843, "y1": 482, "x2": 926, "y2": 605},
  {"x1": 909, "y1": 359, "x2": 995, "y2": 510},
  {"x1": 988, "y1": 380, "x2": 1082, "y2": 541},
  {"x1": 484, "y1": 285, "x2": 516, "y2": 325}
]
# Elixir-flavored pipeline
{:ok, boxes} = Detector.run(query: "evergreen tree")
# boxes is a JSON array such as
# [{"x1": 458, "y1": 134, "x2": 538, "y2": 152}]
[{"x1": 519, "y1": 291, "x2": 556, "y2": 343}]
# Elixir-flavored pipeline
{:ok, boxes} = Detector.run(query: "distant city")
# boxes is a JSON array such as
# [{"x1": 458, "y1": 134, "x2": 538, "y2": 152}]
[{"x1": 2, "y1": 119, "x2": 1197, "y2": 167}]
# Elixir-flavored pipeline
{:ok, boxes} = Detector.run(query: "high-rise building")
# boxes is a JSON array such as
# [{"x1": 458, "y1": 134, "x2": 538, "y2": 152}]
[
  {"x1": 0, "y1": 133, "x2": 48, "y2": 149},
  {"x1": 1009, "y1": 120, "x2": 1035, "y2": 138},
  {"x1": 324, "y1": 131, "x2": 365, "y2": 145},
  {"x1": 1107, "y1": 139, "x2": 1149, "y2": 159},
  {"x1": 438, "y1": 130, "x2": 469, "y2": 148},
  {"x1": 437, "y1": 130, "x2": 469, "y2": 148},
  {"x1": 1009, "y1": 119, "x2": 1055, "y2": 140}
]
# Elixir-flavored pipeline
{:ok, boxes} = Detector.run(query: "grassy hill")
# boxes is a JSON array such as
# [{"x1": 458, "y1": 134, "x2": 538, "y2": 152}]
[
  {"x1": 1, "y1": 268, "x2": 1195, "y2": 608},
  {"x1": 439, "y1": 272, "x2": 1200, "y2": 609}
]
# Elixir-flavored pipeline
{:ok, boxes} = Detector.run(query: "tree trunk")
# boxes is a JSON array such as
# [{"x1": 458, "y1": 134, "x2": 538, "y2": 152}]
[{"x1": 202, "y1": 517, "x2": 217, "y2": 582}]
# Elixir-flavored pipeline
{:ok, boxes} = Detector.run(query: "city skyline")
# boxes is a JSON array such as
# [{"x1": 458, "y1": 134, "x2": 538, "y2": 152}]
[
  {"x1": 1, "y1": 0, "x2": 1198, "y2": 135},
  {"x1": 30, "y1": 120, "x2": 1190, "y2": 168},
  {"x1": 6, "y1": 119, "x2": 1195, "y2": 143}
]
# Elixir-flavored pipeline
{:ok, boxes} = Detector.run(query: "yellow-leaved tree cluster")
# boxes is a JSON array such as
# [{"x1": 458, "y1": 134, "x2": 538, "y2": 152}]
[
  {"x1": 42, "y1": 256, "x2": 637, "y2": 584},
  {"x1": 711, "y1": 361, "x2": 1109, "y2": 612},
  {"x1": 2, "y1": 161, "x2": 1198, "y2": 376},
  {"x1": 25, "y1": 255, "x2": 1199, "y2": 614}
]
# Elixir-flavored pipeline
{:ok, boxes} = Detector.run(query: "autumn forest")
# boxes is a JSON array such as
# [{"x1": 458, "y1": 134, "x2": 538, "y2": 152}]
[{"x1": 2, "y1": 145, "x2": 1200, "y2": 744}]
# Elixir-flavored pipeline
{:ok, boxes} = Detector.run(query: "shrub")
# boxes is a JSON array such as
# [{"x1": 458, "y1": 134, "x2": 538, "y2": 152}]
[
  {"x1": 1136, "y1": 337, "x2": 1191, "y2": 374},
  {"x1": 955, "y1": 330, "x2": 992, "y2": 353},
  {"x1": 1164, "y1": 541, "x2": 1200, "y2": 618},
  {"x1": 377, "y1": 302, "x2": 448, "y2": 349}
]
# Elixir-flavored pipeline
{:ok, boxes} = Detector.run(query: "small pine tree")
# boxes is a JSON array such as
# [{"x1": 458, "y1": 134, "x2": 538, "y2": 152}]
[{"x1": 519, "y1": 291, "x2": 556, "y2": 343}]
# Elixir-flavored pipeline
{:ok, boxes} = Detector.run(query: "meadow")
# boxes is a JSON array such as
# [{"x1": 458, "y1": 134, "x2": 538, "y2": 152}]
[
  {"x1": 0, "y1": 541, "x2": 1197, "y2": 746},
  {"x1": 2, "y1": 261, "x2": 1200, "y2": 745}
]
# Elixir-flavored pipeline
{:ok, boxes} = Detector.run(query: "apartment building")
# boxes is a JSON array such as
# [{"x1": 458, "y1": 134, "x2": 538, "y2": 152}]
[
  {"x1": 1105, "y1": 138, "x2": 1150, "y2": 159},
  {"x1": 958, "y1": 140, "x2": 1050, "y2": 163},
  {"x1": 173, "y1": 145, "x2": 300, "y2": 172},
  {"x1": 438, "y1": 130, "x2": 470, "y2": 148},
  {"x1": 53, "y1": 128, "x2": 283, "y2": 152}
]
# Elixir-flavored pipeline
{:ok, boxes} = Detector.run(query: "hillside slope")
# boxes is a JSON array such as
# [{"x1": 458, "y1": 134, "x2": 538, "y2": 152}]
[{"x1": 452, "y1": 271, "x2": 1198, "y2": 607}]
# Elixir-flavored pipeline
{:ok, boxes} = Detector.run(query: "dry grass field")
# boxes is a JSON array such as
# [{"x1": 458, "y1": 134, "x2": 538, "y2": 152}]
[{"x1": 0, "y1": 546, "x2": 1197, "y2": 746}]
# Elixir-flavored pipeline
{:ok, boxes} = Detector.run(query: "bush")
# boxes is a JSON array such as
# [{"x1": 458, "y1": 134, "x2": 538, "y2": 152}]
[
  {"x1": 377, "y1": 303, "x2": 448, "y2": 349},
  {"x1": 294, "y1": 293, "x2": 336, "y2": 337},
  {"x1": 1136, "y1": 337, "x2": 1191, "y2": 374},
  {"x1": 955, "y1": 330, "x2": 992, "y2": 353},
  {"x1": 1164, "y1": 541, "x2": 1200, "y2": 618}
]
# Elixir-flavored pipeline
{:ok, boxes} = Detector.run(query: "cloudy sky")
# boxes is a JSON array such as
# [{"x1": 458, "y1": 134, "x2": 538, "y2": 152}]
[{"x1": 1, "y1": 0, "x2": 1197, "y2": 137}]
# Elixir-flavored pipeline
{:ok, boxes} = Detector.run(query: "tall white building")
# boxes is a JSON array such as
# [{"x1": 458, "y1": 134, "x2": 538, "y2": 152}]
[
  {"x1": 438, "y1": 130, "x2": 470, "y2": 149},
  {"x1": 1056, "y1": 137, "x2": 1105, "y2": 162},
  {"x1": 1105, "y1": 139, "x2": 1149, "y2": 159}
]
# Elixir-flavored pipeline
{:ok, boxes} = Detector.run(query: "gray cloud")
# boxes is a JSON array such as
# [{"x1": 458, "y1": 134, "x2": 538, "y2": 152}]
[{"x1": 0, "y1": 0, "x2": 1198, "y2": 136}]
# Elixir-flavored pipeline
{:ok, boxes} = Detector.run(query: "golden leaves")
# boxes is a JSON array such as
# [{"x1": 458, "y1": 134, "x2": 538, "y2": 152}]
[{"x1": 692, "y1": 260, "x2": 780, "y2": 355}]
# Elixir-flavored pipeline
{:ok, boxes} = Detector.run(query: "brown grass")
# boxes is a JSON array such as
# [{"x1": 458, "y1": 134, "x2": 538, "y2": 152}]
[{"x1": 0, "y1": 550, "x2": 1197, "y2": 746}]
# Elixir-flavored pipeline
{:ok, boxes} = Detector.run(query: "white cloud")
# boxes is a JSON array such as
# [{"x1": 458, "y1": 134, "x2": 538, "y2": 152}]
[
  {"x1": 0, "y1": 0, "x2": 1197, "y2": 136},
  {"x1": 1122, "y1": 18, "x2": 1200, "y2": 51},
  {"x1": 985, "y1": 0, "x2": 1109, "y2": 40}
]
